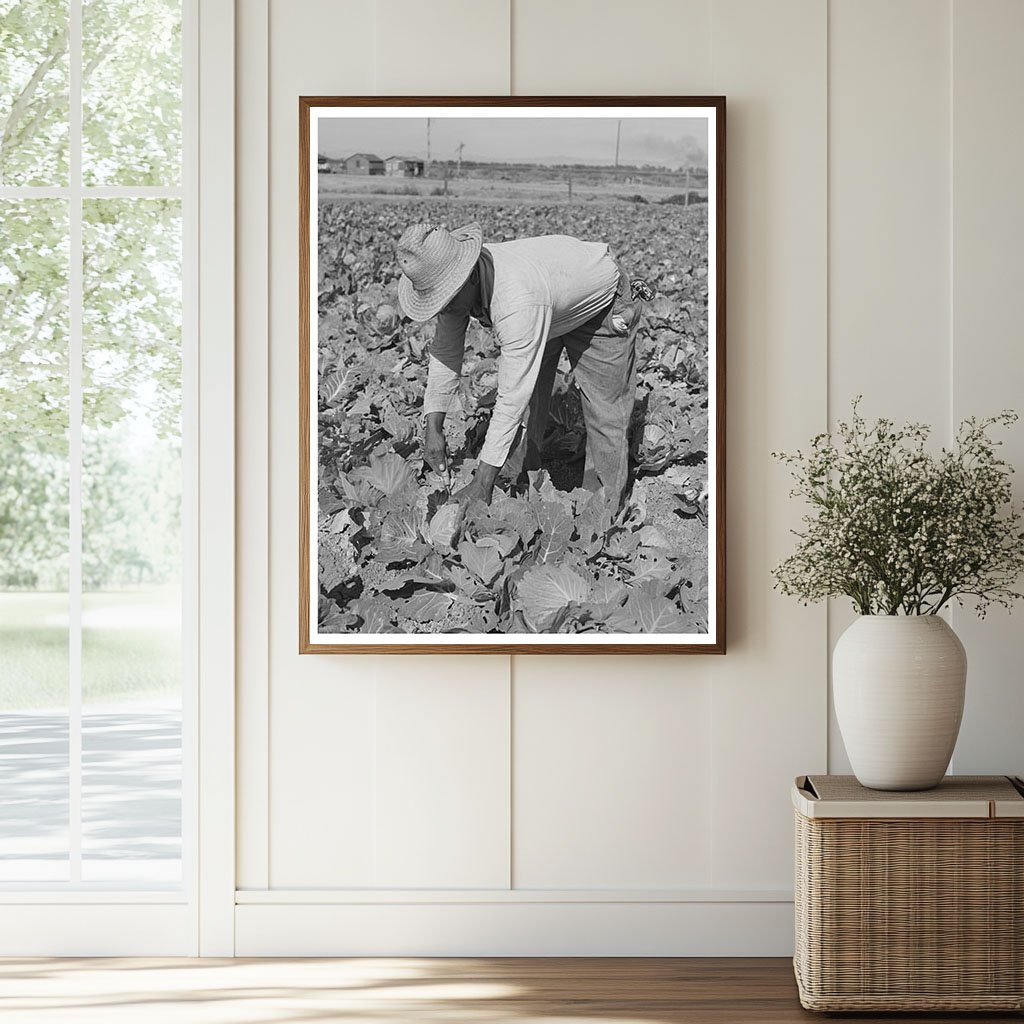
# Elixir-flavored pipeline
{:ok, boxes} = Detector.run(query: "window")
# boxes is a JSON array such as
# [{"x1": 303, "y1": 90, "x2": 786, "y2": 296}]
[{"x1": 0, "y1": 0, "x2": 192, "y2": 889}]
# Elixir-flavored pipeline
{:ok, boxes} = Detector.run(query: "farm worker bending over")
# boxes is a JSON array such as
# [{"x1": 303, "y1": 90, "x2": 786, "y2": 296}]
[{"x1": 395, "y1": 221, "x2": 644, "y2": 509}]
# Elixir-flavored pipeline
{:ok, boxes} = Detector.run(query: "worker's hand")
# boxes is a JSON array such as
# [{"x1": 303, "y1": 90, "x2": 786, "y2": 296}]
[
  {"x1": 450, "y1": 477, "x2": 493, "y2": 508},
  {"x1": 448, "y1": 461, "x2": 499, "y2": 508},
  {"x1": 423, "y1": 414, "x2": 449, "y2": 485}
]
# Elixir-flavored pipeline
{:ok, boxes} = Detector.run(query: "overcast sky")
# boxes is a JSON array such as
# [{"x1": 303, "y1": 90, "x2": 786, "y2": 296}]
[{"x1": 316, "y1": 116, "x2": 708, "y2": 169}]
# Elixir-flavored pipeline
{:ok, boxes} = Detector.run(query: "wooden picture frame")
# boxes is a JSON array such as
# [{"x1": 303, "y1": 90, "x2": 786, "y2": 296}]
[{"x1": 300, "y1": 96, "x2": 725, "y2": 654}]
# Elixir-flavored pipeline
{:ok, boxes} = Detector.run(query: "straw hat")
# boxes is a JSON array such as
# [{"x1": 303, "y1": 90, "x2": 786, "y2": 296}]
[{"x1": 396, "y1": 222, "x2": 483, "y2": 322}]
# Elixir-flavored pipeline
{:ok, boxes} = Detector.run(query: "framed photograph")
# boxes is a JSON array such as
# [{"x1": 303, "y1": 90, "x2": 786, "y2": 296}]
[{"x1": 300, "y1": 97, "x2": 725, "y2": 654}]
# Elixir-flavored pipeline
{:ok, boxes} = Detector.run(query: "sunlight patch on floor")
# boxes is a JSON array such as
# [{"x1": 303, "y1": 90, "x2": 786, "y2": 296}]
[{"x1": 0, "y1": 958, "x2": 682, "y2": 1024}]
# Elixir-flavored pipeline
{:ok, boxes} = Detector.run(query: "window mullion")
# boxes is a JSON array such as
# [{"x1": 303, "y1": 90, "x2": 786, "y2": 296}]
[
  {"x1": 0, "y1": 187, "x2": 184, "y2": 200},
  {"x1": 68, "y1": 0, "x2": 83, "y2": 886}
]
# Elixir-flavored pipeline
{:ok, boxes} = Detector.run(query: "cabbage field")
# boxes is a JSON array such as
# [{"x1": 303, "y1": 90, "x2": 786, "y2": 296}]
[{"x1": 315, "y1": 194, "x2": 710, "y2": 635}]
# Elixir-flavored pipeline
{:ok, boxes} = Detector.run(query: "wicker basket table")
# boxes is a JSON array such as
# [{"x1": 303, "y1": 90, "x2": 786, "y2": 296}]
[{"x1": 793, "y1": 774, "x2": 1024, "y2": 1012}]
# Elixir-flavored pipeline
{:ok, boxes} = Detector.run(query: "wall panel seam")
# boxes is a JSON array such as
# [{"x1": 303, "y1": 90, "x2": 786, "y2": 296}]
[
  {"x1": 371, "y1": 674, "x2": 379, "y2": 886},
  {"x1": 506, "y1": 0, "x2": 513, "y2": 96},
  {"x1": 945, "y1": 0, "x2": 956, "y2": 749},
  {"x1": 707, "y1": 0, "x2": 715, "y2": 888},
  {"x1": 260, "y1": 0, "x2": 271, "y2": 888},
  {"x1": 825, "y1": 0, "x2": 833, "y2": 772},
  {"x1": 262, "y1": 0, "x2": 271, "y2": 887},
  {"x1": 507, "y1": 655, "x2": 513, "y2": 889}
]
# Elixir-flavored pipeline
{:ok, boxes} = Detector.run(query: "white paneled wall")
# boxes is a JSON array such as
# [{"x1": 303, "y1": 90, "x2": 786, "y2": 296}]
[
  {"x1": 827, "y1": 0, "x2": 1024, "y2": 779},
  {"x1": 375, "y1": 0, "x2": 510, "y2": 95},
  {"x1": 948, "y1": 0, "x2": 1024, "y2": 776},
  {"x1": 234, "y1": 0, "x2": 1024, "y2": 954},
  {"x1": 826, "y1": 0, "x2": 953, "y2": 773},
  {"x1": 373, "y1": 664, "x2": 511, "y2": 889},
  {"x1": 513, "y1": 658, "x2": 713, "y2": 889},
  {"x1": 511, "y1": 0, "x2": 712, "y2": 94},
  {"x1": 828, "y1": 0, "x2": 951, "y2": 428},
  {"x1": 705, "y1": 0, "x2": 828, "y2": 890}
]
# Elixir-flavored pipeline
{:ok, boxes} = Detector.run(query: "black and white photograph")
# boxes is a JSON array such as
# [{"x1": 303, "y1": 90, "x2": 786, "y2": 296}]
[{"x1": 300, "y1": 99, "x2": 725, "y2": 653}]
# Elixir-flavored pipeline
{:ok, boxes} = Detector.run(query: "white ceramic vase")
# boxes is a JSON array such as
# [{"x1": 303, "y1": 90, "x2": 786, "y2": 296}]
[{"x1": 833, "y1": 615, "x2": 967, "y2": 791}]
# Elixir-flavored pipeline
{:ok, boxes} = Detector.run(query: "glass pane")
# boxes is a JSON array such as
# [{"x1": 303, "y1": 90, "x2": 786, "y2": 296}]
[
  {"x1": 82, "y1": 0, "x2": 181, "y2": 186},
  {"x1": 0, "y1": 199, "x2": 70, "y2": 881},
  {"x1": 0, "y1": 0, "x2": 69, "y2": 186},
  {"x1": 81, "y1": 198, "x2": 181, "y2": 884}
]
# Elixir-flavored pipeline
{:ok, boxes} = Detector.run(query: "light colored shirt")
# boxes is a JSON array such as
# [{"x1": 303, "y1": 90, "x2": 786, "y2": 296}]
[{"x1": 423, "y1": 235, "x2": 619, "y2": 468}]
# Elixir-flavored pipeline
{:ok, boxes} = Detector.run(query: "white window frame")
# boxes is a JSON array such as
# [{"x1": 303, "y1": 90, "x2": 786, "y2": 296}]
[
  {"x1": 195, "y1": 0, "x2": 236, "y2": 957},
  {"x1": 0, "y1": 0, "x2": 235, "y2": 956}
]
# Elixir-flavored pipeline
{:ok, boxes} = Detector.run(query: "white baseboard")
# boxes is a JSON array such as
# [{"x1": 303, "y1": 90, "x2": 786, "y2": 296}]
[
  {"x1": 0, "y1": 904, "x2": 196, "y2": 956},
  {"x1": 235, "y1": 887, "x2": 793, "y2": 905},
  {"x1": 235, "y1": 899, "x2": 795, "y2": 957}
]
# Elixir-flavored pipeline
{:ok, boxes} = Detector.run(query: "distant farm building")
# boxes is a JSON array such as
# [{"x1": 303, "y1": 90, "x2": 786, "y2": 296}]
[
  {"x1": 344, "y1": 153, "x2": 384, "y2": 175},
  {"x1": 317, "y1": 154, "x2": 346, "y2": 174},
  {"x1": 385, "y1": 155, "x2": 425, "y2": 177}
]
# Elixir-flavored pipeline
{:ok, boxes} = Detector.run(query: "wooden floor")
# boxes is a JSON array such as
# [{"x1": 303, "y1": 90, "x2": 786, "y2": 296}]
[{"x1": 0, "y1": 957, "x2": 1019, "y2": 1023}]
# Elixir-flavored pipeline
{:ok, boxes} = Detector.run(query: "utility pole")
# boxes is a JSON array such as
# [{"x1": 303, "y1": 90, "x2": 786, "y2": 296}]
[
  {"x1": 614, "y1": 119, "x2": 621, "y2": 169},
  {"x1": 426, "y1": 118, "x2": 431, "y2": 172},
  {"x1": 455, "y1": 141, "x2": 465, "y2": 178}
]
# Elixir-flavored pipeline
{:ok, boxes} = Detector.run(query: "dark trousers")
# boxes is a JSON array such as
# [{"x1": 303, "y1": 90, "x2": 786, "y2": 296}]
[{"x1": 524, "y1": 264, "x2": 641, "y2": 507}]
